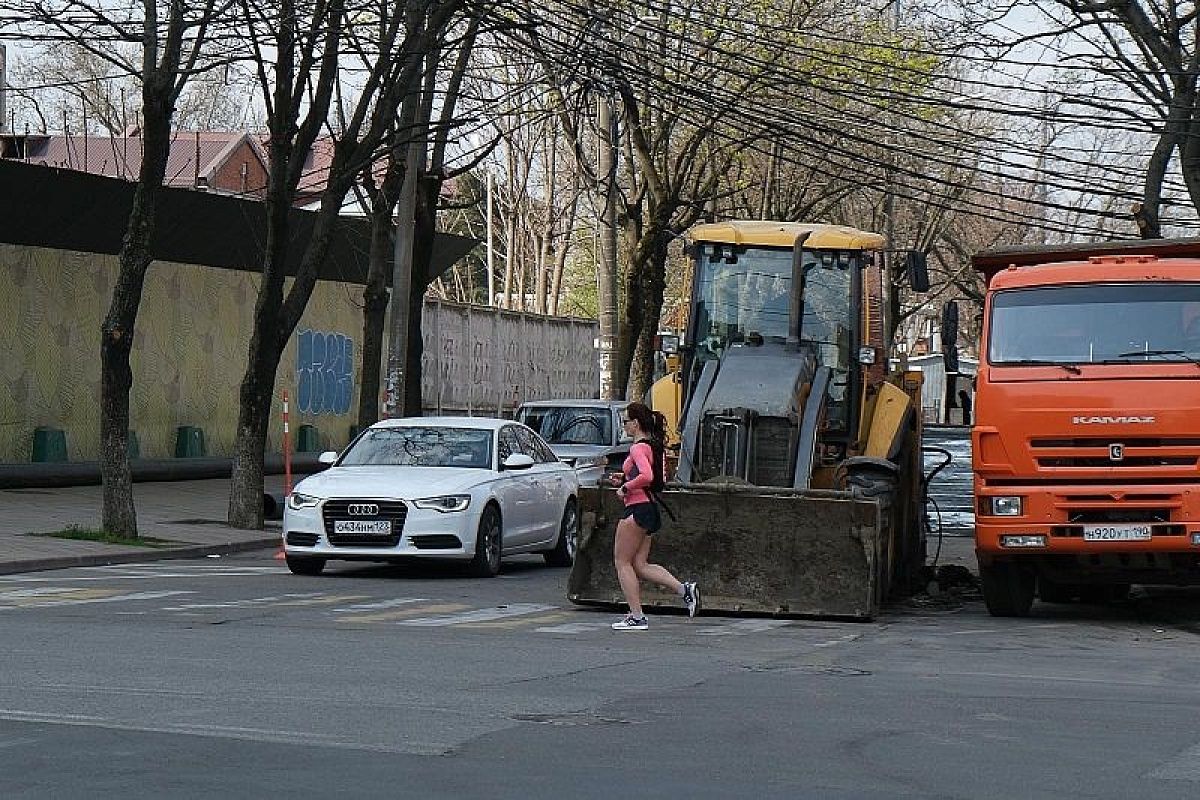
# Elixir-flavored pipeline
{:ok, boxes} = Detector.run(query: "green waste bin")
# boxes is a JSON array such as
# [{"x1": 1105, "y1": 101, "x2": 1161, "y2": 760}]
[
  {"x1": 175, "y1": 426, "x2": 207, "y2": 458},
  {"x1": 32, "y1": 427, "x2": 68, "y2": 462},
  {"x1": 297, "y1": 424, "x2": 321, "y2": 453},
  {"x1": 127, "y1": 430, "x2": 140, "y2": 459}
]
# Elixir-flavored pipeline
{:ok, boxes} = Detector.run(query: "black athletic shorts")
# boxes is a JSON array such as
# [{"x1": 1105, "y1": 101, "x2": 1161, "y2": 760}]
[{"x1": 621, "y1": 501, "x2": 661, "y2": 534}]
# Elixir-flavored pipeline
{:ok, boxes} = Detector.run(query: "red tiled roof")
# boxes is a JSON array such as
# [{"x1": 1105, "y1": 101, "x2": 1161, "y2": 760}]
[{"x1": 6, "y1": 131, "x2": 266, "y2": 192}]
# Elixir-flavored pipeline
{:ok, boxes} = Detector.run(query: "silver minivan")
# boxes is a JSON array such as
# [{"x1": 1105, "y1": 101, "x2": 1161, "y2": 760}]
[{"x1": 515, "y1": 399, "x2": 631, "y2": 487}]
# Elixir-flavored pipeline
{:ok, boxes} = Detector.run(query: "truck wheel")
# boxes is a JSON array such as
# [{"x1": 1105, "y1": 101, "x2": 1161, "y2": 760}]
[
  {"x1": 981, "y1": 562, "x2": 1035, "y2": 617},
  {"x1": 1037, "y1": 576, "x2": 1078, "y2": 604}
]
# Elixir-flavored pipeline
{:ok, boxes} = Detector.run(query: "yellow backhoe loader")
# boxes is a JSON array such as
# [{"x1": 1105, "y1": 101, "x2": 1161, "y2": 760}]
[{"x1": 568, "y1": 221, "x2": 926, "y2": 619}]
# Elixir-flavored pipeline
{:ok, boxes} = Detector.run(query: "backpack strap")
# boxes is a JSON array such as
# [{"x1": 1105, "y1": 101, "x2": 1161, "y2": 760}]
[{"x1": 649, "y1": 490, "x2": 677, "y2": 521}]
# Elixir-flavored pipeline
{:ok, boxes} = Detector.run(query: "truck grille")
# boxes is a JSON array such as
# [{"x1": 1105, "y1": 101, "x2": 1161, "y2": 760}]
[
  {"x1": 322, "y1": 499, "x2": 407, "y2": 547},
  {"x1": 1031, "y1": 437, "x2": 1200, "y2": 470},
  {"x1": 1037, "y1": 456, "x2": 1194, "y2": 468}
]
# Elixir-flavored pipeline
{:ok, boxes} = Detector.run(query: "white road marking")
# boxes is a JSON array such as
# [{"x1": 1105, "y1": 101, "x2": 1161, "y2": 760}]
[
  {"x1": 0, "y1": 587, "x2": 87, "y2": 599},
  {"x1": 159, "y1": 593, "x2": 324, "y2": 611},
  {"x1": 1150, "y1": 742, "x2": 1200, "y2": 781},
  {"x1": 397, "y1": 603, "x2": 557, "y2": 627},
  {"x1": 696, "y1": 619, "x2": 792, "y2": 636},
  {"x1": 534, "y1": 621, "x2": 616, "y2": 634},
  {"x1": 0, "y1": 567, "x2": 285, "y2": 583},
  {"x1": 0, "y1": 709, "x2": 404, "y2": 753},
  {"x1": 1, "y1": 591, "x2": 194, "y2": 608},
  {"x1": 332, "y1": 598, "x2": 430, "y2": 613}
]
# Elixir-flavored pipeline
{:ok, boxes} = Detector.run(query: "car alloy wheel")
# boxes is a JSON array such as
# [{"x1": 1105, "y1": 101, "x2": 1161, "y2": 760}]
[
  {"x1": 544, "y1": 499, "x2": 578, "y2": 568},
  {"x1": 470, "y1": 505, "x2": 503, "y2": 577}
]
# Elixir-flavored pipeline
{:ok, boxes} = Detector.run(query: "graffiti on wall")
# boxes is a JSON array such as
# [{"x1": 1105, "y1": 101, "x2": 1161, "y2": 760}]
[{"x1": 297, "y1": 329, "x2": 354, "y2": 415}]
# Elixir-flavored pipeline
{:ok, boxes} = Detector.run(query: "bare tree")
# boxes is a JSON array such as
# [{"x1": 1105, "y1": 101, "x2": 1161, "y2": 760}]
[
  {"x1": 12, "y1": 1, "x2": 228, "y2": 537},
  {"x1": 227, "y1": 0, "x2": 465, "y2": 528}
]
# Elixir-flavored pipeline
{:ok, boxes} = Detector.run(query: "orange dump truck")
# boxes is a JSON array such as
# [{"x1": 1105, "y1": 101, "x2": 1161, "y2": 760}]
[{"x1": 972, "y1": 238, "x2": 1200, "y2": 616}]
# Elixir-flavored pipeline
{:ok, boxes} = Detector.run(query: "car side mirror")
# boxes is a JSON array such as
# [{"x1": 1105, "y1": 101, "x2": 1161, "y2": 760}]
[
  {"x1": 501, "y1": 453, "x2": 535, "y2": 470},
  {"x1": 317, "y1": 451, "x2": 338, "y2": 465}
]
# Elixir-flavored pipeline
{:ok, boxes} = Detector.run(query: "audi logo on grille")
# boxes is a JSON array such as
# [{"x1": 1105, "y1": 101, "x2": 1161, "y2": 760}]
[{"x1": 347, "y1": 503, "x2": 380, "y2": 516}]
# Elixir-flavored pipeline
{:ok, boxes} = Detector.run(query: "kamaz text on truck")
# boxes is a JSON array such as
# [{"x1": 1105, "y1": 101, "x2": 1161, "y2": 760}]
[{"x1": 971, "y1": 239, "x2": 1200, "y2": 616}]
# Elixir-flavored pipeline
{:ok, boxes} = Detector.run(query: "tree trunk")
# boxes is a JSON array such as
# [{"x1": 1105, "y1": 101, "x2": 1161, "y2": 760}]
[
  {"x1": 100, "y1": 79, "x2": 176, "y2": 538},
  {"x1": 626, "y1": 223, "x2": 669, "y2": 401},
  {"x1": 358, "y1": 212, "x2": 392, "y2": 428},
  {"x1": 227, "y1": 180, "x2": 290, "y2": 529}
]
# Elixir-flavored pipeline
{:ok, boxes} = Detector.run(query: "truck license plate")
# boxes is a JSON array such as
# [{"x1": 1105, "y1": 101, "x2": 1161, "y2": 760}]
[
  {"x1": 334, "y1": 520, "x2": 391, "y2": 534},
  {"x1": 1082, "y1": 524, "x2": 1152, "y2": 542}
]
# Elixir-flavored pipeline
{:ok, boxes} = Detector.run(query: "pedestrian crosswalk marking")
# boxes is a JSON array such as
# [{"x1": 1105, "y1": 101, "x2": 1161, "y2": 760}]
[
  {"x1": 396, "y1": 603, "x2": 557, "y2": 627},
  {"x1": 338, "y1": 602, "x2": 470, "y2": 624},
  {"x1": 160, "y1": 593, "x2": 325, "y2": 611},
  {"x1": 332, "y1": 598, "x2": 430, "y2": 613},
  {"x1": 535, "y1": 620, "x2": 615, "y2": 634},
  {"x1": 274, "y1": 594, "x2": 370, "y2": 608},
  {"x1": 696, "y1": 619, "x2": 793, "y2": 636},
  {"x1": 1, "y1": 590, "x2": 194, "y2": 609}
]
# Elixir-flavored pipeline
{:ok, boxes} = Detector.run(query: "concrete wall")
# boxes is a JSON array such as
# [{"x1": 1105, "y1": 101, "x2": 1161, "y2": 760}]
[{"x1": 0, "y1": 243, "x2": 598, "y2": 462}]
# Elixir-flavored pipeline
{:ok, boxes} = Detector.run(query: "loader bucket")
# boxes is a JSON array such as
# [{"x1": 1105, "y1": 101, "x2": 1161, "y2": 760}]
[{"x1": 569, "y1": 484, "x2": 887, "y2": 620}]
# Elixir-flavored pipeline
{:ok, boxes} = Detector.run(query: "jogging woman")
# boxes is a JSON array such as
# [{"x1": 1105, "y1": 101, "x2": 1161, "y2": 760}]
[{"x1": 610, "y1": 401, "x2": 700, "y2": 630}]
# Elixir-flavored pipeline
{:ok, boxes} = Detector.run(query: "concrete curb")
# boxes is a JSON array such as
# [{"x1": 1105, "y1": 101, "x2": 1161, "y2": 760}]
[{"x1": 0, "y1": 537, "x2": 281, "y2": 576}]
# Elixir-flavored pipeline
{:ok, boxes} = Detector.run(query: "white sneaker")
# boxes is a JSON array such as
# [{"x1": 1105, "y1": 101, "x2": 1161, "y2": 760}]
[
  {"x1": 611, "y1": 615, "x2": 648, "y2": 631},
  {"x1": 682, "y1": 582, "x2": 701, "y2": 618}
]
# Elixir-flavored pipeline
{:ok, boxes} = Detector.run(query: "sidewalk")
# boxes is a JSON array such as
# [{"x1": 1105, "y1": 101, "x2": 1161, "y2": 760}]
[
  {"x1": 0, "y1": 477, "x2": 286, "y2": 575},
  {"x1": 0, "y1": 475, "x2": 979, "y2": 576}
]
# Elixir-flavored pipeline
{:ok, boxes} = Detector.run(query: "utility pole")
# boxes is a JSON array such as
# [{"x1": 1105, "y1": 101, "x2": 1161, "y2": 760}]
[
  {"x1": 0, "y1": 45, "x2": 7, "y2": 135},
  {"x1": 384, "y1": 102, "x2": 423, "y2": 418},
  {"x1": 597, "y1": 93, "x2": 619, "y2": 399},
  {"x1": 883, "y1": 0, "x2": 902, "y2": 350},
  {"x1": 486, "y1": 169, "x2": 495, "y2": 305}
]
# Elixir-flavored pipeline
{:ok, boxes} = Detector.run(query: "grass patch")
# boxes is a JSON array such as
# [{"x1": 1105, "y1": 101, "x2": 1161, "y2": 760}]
[{"x1": 34, "y1": 525, "x2": 176, "y2": 548}]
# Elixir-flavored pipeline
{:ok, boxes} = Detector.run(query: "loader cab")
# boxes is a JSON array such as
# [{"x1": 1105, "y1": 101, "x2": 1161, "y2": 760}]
[{"x1": 683, "y1": 238, "x2": 866, "y2": 446}]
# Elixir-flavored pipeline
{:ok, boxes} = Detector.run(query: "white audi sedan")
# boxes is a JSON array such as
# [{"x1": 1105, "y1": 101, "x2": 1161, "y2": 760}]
[{"x1": 282, "y1": 417, "x2": 580, "y2": 577}]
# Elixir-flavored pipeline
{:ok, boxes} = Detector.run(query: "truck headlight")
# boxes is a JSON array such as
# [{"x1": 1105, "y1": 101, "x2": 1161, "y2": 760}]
[
  {"x1": 989, "y1": 496, "x2": 1022, "y2": 516},
  {"x1": 287, "y1": 492, "x2": 320, "y2": 510},
  {"x1": 412, "y1": 495, "x2": 471, "y2": 513}
]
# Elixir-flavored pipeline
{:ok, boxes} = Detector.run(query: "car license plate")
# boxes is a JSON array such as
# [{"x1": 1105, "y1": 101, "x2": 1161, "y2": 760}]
[
  {"x1": 333, "y1": 520, "x2": 391, "y2": 534},
  {"x1": 1082, "y1": 524, "x2": 1152, "y2": 542}
]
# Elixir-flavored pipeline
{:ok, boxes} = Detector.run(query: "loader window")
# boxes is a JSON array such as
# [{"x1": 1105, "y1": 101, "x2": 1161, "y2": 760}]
[
  {"x1": 989, "y1": 283, "x2": 1200, "y2": 365},
  {"x1": 693, "y1": 244, "x2": 793, "y2": 361},
  {"x1": 801, "y1": 250, "x2": 856, "y2": 432}
]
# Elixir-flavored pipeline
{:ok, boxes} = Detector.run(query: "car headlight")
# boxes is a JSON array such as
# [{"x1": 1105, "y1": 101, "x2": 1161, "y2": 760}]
[
  {"x1": 988, "y1": 496, "x2": 1022, "y2": 516},
  {"x1": 287, "y1": 492, "x2": 321, "y2": 510},
  {"x1": 412, "y1": 494, "x2": 471, "y2": 513}
]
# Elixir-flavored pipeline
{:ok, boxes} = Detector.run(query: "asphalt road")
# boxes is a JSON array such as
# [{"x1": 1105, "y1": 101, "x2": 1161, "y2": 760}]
[{"x1": 3, "y1": 551, "x2": 1200, "y2": 799}]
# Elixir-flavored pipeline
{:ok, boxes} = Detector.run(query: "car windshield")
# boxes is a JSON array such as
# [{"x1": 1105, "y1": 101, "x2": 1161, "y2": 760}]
[
  {"x1": 989, "y1": 283, "x2": 1200, "y2": 365},
  {"x1": 519, "y1": 407, "x2": 612, "y2": 446},
  {"x1": 339, "y1": 427, "x2": 493, "y2": 468}
]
